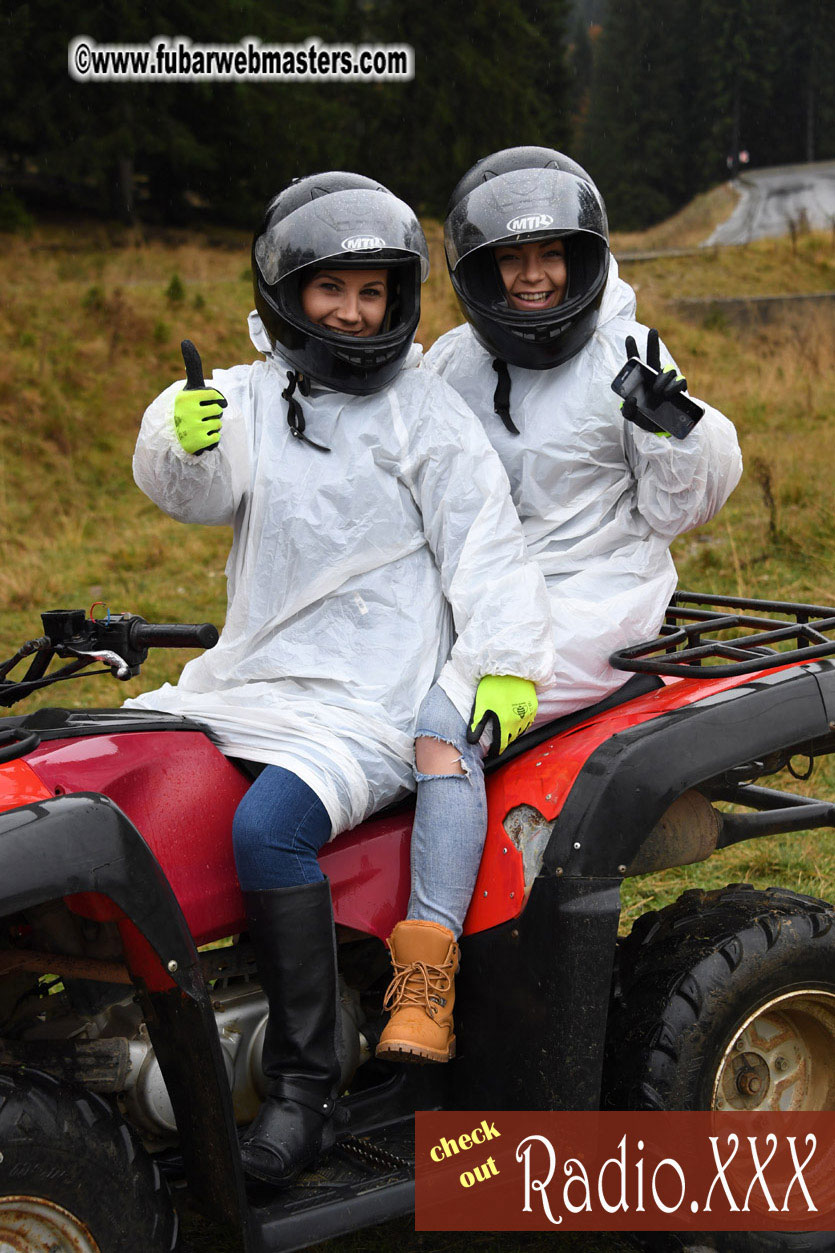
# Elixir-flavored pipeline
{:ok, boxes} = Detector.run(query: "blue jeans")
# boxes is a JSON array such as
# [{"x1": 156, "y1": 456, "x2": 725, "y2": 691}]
[
  {"x1": 408, "y1": 684, "x2": 487, "y2": 937},
  {"x1": 233, "y1": 766, "x2": 332, "y2": 891},
  {"x1": 233, "y1": 690, "x2": 487, "y2": 932}
]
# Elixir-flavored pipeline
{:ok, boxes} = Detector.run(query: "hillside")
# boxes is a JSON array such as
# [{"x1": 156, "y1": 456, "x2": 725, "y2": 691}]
[
  {"x1": 3, "y1": 209, "x2": 834, "y2": 665},
  {"x1": 4, "y1": 210, "x2": 835, "y2": 1253},
  {"x1": 2, "y1": 205, "x2": 835, "y2": 930}
]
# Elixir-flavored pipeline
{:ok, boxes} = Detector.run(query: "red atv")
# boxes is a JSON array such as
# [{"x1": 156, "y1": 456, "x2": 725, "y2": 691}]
[{"x1": 2, "y1": 593, "x2": 835, "y2": 1253}]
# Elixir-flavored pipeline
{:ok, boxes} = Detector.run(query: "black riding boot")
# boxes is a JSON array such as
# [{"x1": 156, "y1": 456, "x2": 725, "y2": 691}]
[{"x1": 240, "y1": 879, "x2": 342, "y2": 1186}]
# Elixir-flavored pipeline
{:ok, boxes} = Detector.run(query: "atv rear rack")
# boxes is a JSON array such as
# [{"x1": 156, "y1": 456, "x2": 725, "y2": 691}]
[{"x1": 610, "y1": 591, "x2": 835, "y2": 678}]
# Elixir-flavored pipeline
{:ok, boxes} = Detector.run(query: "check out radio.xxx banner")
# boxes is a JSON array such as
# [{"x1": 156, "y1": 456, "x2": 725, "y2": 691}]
[{"x1": 415, "y1": 1112, "x2": 835, "y2": 1232}]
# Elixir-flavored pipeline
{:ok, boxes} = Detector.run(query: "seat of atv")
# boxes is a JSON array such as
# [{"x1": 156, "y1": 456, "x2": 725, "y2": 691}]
[
  {"x1": 242, "y1": 673, "x2": 662, "y2": 792},
  {"x1": 6, "y1": 675, "x2": 662, "y2": 784},
  {"x1": 484, "y1": 671, "x2": 663, "y2": 774},
  {"x1": 348, "y1": 672, "x2": 665, "y2": 821}
]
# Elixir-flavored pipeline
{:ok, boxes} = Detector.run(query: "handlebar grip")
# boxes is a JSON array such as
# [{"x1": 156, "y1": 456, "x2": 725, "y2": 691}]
[{"x1": 130, "y1": 622, "x2": 219, "y2": 650}]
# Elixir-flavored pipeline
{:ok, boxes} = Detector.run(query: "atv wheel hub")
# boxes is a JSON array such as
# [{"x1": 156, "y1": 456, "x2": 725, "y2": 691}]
[
  {"x1": 0, "y1": 1196, "x2": 101, "y2": 1253},
  {"x1": 713, "y1": 991, "x2": 835, "y2": 1111}
]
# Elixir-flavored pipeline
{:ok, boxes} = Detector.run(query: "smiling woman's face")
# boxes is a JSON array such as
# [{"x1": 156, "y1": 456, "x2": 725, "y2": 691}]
[
  {"x1": 300, "y1": 268, "x2": 389, "y2": 336},
  {"x1": 493, "y1": 238, "x2": 567, "y2": 311}
]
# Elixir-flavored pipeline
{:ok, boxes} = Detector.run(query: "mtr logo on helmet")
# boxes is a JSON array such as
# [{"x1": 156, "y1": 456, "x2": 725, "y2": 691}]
[
  {"x1": 506, "y1": 214, "x2": 554, "y2": 233},
  {"x1": 341, "y1": 235, "x2": 386, "y2": 252}
]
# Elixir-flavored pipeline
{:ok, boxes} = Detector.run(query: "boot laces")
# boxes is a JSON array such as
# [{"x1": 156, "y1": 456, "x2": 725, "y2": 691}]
[{"x1": 383, "y1": 953, "x2": 455, "y2": 1017}]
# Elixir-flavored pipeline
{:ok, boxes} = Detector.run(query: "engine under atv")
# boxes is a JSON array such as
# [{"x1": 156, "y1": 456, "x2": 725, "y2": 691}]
[{"x1": 0, "y1": 904, "x2": 397, "y2": 1147}]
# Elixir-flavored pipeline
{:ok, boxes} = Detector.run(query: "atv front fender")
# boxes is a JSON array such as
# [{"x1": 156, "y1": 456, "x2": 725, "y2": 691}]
[
  {"x1": 0, "y1": 792, "x2": 249, "y2": 1246},
  {"x1": 454, "y1": 665, "x2": 835, "y2": 1116},
  {"x1": 545, "y1": 663, "x2": 835, "y2": 877}
]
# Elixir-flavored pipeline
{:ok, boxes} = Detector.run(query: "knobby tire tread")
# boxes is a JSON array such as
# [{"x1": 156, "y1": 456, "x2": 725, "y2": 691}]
[{"x1": 0, "y1": 1066, "x2": 178, "y2": 1252}]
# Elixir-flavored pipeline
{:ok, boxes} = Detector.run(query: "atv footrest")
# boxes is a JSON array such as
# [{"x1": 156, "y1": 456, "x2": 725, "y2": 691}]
[{"x1": 247, "y1": 1118, "x2": 414, "y2": 1252}]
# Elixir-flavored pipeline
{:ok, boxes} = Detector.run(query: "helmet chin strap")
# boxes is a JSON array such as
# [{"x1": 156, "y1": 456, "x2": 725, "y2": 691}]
[
  {"x1": 282, "y1": 371, "x2": 331, "y2": 452},
  {"x1": 491, "y1": 359, "x2": 520, "y2": 435}
]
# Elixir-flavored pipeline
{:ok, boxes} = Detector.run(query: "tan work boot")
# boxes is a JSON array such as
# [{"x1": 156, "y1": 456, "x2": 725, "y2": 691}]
[{"x1": 376, "y1": 919, "x2": 459, "y2": 1063}]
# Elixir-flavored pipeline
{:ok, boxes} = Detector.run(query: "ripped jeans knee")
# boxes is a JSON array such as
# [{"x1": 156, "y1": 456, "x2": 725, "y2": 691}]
[
  {"x1": 415, "y1": 733, "x2": 470, "y2": 780},
  {"x1": 408, "y1": 683, "x2": 488, "y2": 936},
  {"x1": 413, "y1": 684, "x2": 484, "y2": 785}
]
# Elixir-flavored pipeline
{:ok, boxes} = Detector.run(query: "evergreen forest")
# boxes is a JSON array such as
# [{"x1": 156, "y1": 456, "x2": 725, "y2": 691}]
[{"x1": 1, "y1": 0, "x2": 833, "y2": 231}]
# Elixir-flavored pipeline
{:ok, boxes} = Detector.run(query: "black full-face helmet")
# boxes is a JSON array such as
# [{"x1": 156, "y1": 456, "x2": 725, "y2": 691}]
[
  {"x1": 445, "y1": 146, "x2": 610, "y2": 370},
  {"x1": 252, "y1": 172, "x2": 429, "y2": 395}
]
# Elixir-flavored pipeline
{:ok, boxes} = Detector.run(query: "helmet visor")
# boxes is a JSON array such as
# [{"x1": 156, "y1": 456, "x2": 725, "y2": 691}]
[
  {"x1": 255, "y1": 188, "x2": 430, "y2": 285},
  {"x1": 445, "y1": 167, "x2": 608, "y2": 271}
]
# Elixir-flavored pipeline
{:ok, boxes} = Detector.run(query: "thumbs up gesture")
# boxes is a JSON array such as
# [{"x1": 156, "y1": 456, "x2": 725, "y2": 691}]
[{"x1": 173, "y1": 340, "x2": 227, "y2": 455}]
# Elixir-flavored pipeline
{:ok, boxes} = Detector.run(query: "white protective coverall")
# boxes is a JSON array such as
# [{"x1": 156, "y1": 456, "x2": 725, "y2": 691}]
[
  {"x1": 424, "y1": 257, "x2": 743, "y2": 721},
  {"x1": 126, "y1": 313, "x2": 555, "y2": 834}
]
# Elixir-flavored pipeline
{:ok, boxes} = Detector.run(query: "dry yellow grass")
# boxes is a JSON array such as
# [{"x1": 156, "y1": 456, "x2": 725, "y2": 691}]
[
  {"x1": 3, "y1": 211, "x2": 835, "y2": 928},
  {"x1": 3, "y1": 217, "x2": 835, "y2": 626},
  {"x1": 3, "y1": 217, "x2": 835, "y2": 656},
  {"x1": 416, "y1": 218, "x2": 461, "y2": 347},
  {"x1": 611, "y1": 181, "x2": 743, "y2": 252}
]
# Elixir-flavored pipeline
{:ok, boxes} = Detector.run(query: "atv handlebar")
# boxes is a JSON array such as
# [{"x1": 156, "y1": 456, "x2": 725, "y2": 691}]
[
  {"x1": 130, "y1": 621, "x2": 219, "y2": 651},
  {"x1": 0, "y1": 610, "x2": 219, "y2": 708},
  {"x1": 39, "y1": 610, "x2": 218, "y2": 669}
]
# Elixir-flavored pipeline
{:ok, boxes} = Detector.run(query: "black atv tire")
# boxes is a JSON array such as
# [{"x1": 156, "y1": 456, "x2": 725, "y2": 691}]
[
  {"x1": 606, "y1": 885, "x2": 835, "y2": 1253},
  {"x1": 0, "y1": 1066, "x2": 178, "y2": 1253}
]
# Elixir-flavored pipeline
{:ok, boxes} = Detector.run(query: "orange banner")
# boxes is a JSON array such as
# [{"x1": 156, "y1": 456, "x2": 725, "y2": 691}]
[{"x1": 415, "y1": 1112, "x2": 835, "y2": 1232}]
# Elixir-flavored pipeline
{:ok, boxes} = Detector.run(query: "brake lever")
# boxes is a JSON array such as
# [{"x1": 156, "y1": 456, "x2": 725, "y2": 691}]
[{"x1": 58, "y1": 645, "x2": 132, "y2": 680}]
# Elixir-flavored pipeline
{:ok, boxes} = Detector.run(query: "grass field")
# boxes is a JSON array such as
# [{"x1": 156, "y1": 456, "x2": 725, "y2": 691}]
[{"x1": 2, "y1": 201, "x2": 835, "y2": 1253}]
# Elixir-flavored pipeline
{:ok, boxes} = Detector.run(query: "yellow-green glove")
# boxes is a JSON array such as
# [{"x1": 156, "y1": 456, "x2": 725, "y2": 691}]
[
  {"x1": 174, "y1": 339, "x2": 227, "y2": 455},
  {"x1": 467, "y1": 674, "x2": 538, "y2": 760}
]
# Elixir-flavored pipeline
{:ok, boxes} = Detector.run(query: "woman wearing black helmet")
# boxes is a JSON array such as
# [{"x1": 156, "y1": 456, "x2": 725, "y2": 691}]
[
  {"x1": 126, "y1": 171, "x2": 554, "y2": 1184},
  {"x1": 377, "y1": 148, "x2": 743, "y2": 1058}
]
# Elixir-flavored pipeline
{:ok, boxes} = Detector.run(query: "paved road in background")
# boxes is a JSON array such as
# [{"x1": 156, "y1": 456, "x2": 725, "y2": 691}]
[{"x1": 706, "y1": 160, "x2": 835, "y2": 245}]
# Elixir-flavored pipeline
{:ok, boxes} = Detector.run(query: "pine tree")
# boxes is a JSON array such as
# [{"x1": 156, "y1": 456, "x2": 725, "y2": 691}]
[
  {"x1": 357, "y1": 0, "x2": 572, "y2": 215},
  {"x1": 567, "y1": 13, "x2": 596, "y2": 152},
  {"x1": 577, "y1": 0, "x2": 829, "y2": 229}
]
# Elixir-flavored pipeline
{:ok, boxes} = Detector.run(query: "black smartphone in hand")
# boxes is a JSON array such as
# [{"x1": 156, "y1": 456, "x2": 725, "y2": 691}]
[{"x1": 611, "y1": 357, "x2": 704, "y2": 440}]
